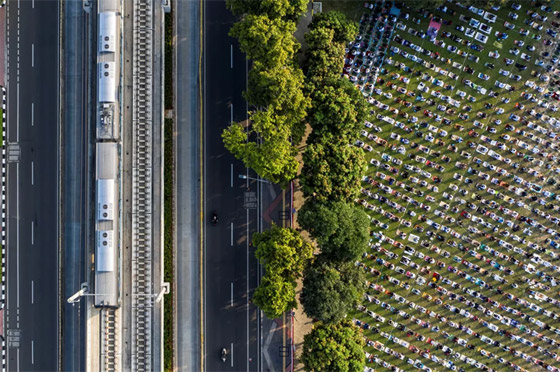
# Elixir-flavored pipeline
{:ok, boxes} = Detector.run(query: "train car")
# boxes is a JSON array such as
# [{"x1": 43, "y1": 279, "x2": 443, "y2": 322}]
[
  {"x1": 96, "y1": 5, "x2": 120, "y2": 140},
  {"x1": 94, "y1": 142, "x2": 120, "y2": 308},
  {"x1": 93, "y1": 0, "x2": 121, "y2": 308}
]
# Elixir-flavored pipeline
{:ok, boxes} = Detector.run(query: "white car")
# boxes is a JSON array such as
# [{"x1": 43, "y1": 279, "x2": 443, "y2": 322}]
[
  {"x1": 475, "y1": 32, "x2": 488, "y2": 43},
  {"x1": 476, "y1": 145, "x2": 488, "y2": 154},
  {"x1": 478, "y1": 72, "x2": 489, "y2": 81}
]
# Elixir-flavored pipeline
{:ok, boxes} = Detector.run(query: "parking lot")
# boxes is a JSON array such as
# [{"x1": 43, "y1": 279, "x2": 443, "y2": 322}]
[{"x1": 345, "y1": 2, "x2": 560, "y2": 372}]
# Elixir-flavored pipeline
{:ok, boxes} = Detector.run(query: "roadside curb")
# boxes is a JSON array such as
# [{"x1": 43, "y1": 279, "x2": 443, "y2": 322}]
[
  {"x1": 1, "y1": 86, "x2": 6, "y2": 304},
  {"x1": 1, "y1": 85, "x2": 6, "y2": 372}
]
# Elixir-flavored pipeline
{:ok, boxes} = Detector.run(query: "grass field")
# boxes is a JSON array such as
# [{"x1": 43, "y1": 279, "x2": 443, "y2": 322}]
[
  {"x1": 163, "y1": 9, "x2": 174, "y2": 370},
  {"x1": 345, "y1": 2, "x2": 560, "y2": 372},
  {"x1": 163, "y1": 118, "x2": 174, "y2": 372},
  {"x1": 321, "y1": 0, "x2": 366, "y2": 21},
  {"x1": 165, "y1": 11, "x2": 174, "y2": 110}
]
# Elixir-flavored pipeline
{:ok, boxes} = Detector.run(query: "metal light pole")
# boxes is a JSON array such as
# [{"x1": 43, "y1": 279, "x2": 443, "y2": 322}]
[
  {"x1": 238, "y1": 174, "x2": 271, "y2": 184},
  {"x1": 67, "y1": 282, "x2": 169, "y2": 304}
]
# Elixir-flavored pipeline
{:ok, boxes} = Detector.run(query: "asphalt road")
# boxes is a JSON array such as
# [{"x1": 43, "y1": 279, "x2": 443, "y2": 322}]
[
  {"x1": 174, "y1": 0, "x2": 203, "y2": 370},
  {"x1": 61, "y1": 0, "x2": 88, "y2": 371},
  {"x1": 203, "y1": 1, "x2": 261, "y2": 371},
  {"x1": 174, "y1": 0, "x2": 261, "y2": 371},
  {"x1": 5, "y1": 0, "x2": 60, "y2": 371}
]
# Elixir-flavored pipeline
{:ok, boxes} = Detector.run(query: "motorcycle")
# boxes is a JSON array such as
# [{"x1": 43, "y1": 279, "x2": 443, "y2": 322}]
[
  {"x1": 212, "y1": 213, "x2": 218, "y2": 225},
  {"x1": 221, "y1": 348, "x2": 227, "y2": 362}
]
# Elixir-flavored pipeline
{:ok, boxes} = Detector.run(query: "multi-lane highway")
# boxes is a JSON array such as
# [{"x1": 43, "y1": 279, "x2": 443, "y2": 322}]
[
  {"x1": 5, "y1": 0, "x2": 60, "y2": 370},
  {"x1": 203, "y1": 1, "x2": 262, "y2": 371},
  {"x1": 174, "y1": 0, "x2": 261, "y2": 370}
]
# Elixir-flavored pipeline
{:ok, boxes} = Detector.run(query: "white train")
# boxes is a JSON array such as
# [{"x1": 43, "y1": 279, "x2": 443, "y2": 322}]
[
  {"x1": 94, "y1": 143, "x2": 119, "y2": 308},
  {"x1": 94, "y1": 0, "x2": 121, "y2": 308}
]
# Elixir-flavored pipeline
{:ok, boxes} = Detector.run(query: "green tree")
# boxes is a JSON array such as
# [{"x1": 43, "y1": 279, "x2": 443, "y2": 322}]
[
  {"x1": 252, "y1": 273, "x2": 297, "y2": 319},
  {"x1": 308, "y1": 11, "x2": 358, "y2": 44},
  {"x1": 297, "y1": 200, "x2": 369, "y2": 262},
  {"x1": 253, "y1": 225, "x2": 313, "y2": 281},
  {"x1": 306, "y1": 77, "x2": 368, "y2": 139},
  {"x1": 245, "y1": 62, "x2": 310, "y2": 142},
  {"x1": 299, "y1": 134, "x2": 366, "y2": 203},
  {"x1": 230, "y1": 14, "x2": 299, "y2": 67},
  {"x1": 301, "y1": 261, "x2": 365, "y2": 323},
  {"x1": 226, "y1": 0, "x2": 308, "y2": 21},
  {"x1": 251, "y1": 225, "x2": 313, "y2": 319},
  {"x1": 304, "y1": 27, "x2": 346, "y2": 81},
  {"x1": 222, "y1": 109, "x2": 298, "y2": 185},
  {"x1": 301, "y1": 320, "x2": 365, "y2": 372}
]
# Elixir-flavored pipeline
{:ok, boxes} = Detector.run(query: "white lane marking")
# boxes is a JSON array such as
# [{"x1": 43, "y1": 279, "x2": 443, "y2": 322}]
[
  {"x1": 31, "y1": 43, "x2": 34, "y2": 67},
  {"x1": 230, "y1": 104, "x2": 233, "y2": 124},
  {"x1": 31, "y1": 102, "x2": 34, "y2": 126},
  {"x1": 246, "y1": 207, "x2": 250, "y2": 370},
  {"x1": 17, "y1": 348, "x2": 20, "y2": 372},
  {"x1": 231, "y1": 222, "x2": 234, "y2": 246},
  {"x1": 230, "y1": 164, "x2": 233, "y2": 188},
  {"x1": 31, "y1": 340, "x2": 34, "y2": 364},
  {"x1": 230, "y1": 342, "x2": 234, "y2": 367},
  {"x1": 17, "y1": 164, "x2": 20, "y2": 308},
  {"x1": 230, "y1": 282, "x2": 234, "y2": 307},
  {"x1": 230, "y1": 44, "x2": 233, "y2": 69},
  {"x1": 17, "y1": 83, "x2": 20, "y2": 141},
  {"x1": 31, "y1": 280, "x2": 34, "y2": 304},
  {"x1": 31, "y1": 161, "x2": 34, "y2": 185},
  {"x1": 32, "y1": 0, "x2": 34, "y2": 8},
  {"x1": 31, "y1": 221, "x2": 34, "y2": 245}
]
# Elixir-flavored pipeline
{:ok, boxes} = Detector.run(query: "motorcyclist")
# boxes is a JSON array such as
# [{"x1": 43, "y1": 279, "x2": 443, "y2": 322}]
[
  {"x1": 212, "y1": 213, "x2": 218, "y2": 224},
  {"x1": 221, "y1": 348, "x2": 227, "y2": 362}
]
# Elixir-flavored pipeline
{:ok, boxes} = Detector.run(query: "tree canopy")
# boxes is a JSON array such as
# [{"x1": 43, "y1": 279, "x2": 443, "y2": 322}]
[
  {"x1": 225, "y1": 6, "x2": 310, "y2": 184},
  {"x1": 245, "y1": 62, "x2": 310, "y2": 142},
  {"x1": 222, "y1": 109, "x2": 298, "y2": 186},
  {"x1": 301, "y1": 320, "x2": 365, "y2": 372},
  {"x1": 301, "y1": 261, "x2": 365, "y2": 323},
  {"x1": 226, "y1": 0, "x2": 308, "y2": 21},
  {"x1": 306, "y1": 77, "x2": 369, "y2": 140},
  {"x1": 299, "y1": 134, "x2": 366, "y2": 203},
  {"x1": 303, "y1": 11, "x2": 357, "y2": 82},
  {"x1": 229, "y1": 14, "x2": 299, "y2": 67},
  {"x1": 254, "y1": 225, "x2": 314, "y2": 281},
  {"x1": 297, "y1": 200, "x2": 369, "y2": 262},
  {"x1": 308, "y1": 11, "x2": 358, "y2": 44},
  {"x1": 304, "y1": 27, "x2": 346, "y2": 81},
  {"x1": 252, "y1": 273, "x2": 297, "y2": 319},
  {"x1": 251, "y1": 226, "x2": 313, "y2": 319}
]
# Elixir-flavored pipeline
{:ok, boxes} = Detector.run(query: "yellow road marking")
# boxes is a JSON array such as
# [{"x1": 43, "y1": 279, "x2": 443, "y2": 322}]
[{"x1": 199, "y1": 0, "x2": 204, "y2": 370}]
